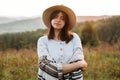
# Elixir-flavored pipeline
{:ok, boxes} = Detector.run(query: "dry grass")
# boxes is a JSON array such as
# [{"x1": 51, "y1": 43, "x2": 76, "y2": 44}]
[
  {"x1": 0, "y1": 45, "x2": 120, "y2": 80},
  {"x1": 83, "y1": 44, "x2": 120, "y2": 80},
  {"x1": 0, "y1": 49, "x2": 38, "y2": 80}
]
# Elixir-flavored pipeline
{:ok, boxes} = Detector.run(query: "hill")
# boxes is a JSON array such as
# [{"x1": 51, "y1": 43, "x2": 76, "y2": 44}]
[
  {"x1": 77, "y1": 15, "x2": 110, "y2": 22},
  {"x1": 0, "y1": 17, "x2": 46, "y2": 34},
  {"x1": 0, "y1": 16, "x2": 16, "y2": 24},
  {"x1": 0, "y1": 16, "x2": 111, "y2": 34}
]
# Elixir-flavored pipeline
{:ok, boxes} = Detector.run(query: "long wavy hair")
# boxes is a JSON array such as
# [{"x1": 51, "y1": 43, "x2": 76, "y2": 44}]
[{"x1": 47, "y1": 10, "x2": 73, "y2": 43}]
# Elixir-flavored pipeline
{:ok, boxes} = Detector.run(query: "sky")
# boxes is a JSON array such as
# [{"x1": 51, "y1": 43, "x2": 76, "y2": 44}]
[{"x1": 0, "y1": 0, "x2": 120, "y2": 17}]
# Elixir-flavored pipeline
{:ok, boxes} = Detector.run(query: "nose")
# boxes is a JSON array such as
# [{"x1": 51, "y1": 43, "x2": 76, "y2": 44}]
[{"x1": 56, "y1": 17, "x2": 61, "y2": 22}]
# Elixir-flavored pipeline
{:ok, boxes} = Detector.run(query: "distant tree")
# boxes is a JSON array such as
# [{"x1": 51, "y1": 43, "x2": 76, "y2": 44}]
[
  {"x1": 0, "y1": 29, "x2": 47, "y2": 51},
  {"x1": 80, "y1": 21, "x2": 99, "y2": 46},
  {"x1": 98, "y1": 16, "x2": 120, "y2": 44}
]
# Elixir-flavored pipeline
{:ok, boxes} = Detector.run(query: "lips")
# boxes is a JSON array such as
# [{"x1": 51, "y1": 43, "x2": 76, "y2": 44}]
[{"x1": 54, "y1": 23, "x2": 61, "y2": 25}]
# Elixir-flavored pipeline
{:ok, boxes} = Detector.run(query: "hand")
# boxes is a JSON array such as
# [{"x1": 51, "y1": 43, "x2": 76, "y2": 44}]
[{"x1": 77, "y1": 60, "x2": 87, "y2": 69}]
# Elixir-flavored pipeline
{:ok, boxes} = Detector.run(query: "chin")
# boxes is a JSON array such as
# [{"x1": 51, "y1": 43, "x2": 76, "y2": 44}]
[
  {"x1": 54, "y1": 28, "x2": 62, "y2": 30},
  {"x1": 54, "y1": 27, "x2": 63, "y2": 30}
]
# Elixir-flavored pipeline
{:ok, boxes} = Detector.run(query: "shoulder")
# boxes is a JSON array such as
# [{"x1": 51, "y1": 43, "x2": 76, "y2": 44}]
[
  {"x1": 37, "y1": 35, "x2": 48, "y2": 43},
  {"x1": 72, "y1": 33, "x2": 80, "y2": 39},
  {"x1": 72, "y1": 32, "x2": 81, "y2": 43}
]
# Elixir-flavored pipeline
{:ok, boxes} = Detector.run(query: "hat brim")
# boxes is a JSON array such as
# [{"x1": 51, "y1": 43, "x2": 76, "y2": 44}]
[{"x1": 42, "y1": 5, "x2": 76, "y2": 30}]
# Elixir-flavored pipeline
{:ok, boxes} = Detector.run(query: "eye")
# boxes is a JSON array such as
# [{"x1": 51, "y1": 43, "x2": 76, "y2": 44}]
[
  {"x1": 54, "y1": 15, "x2": 58, "y2": 18},
  {"x1": 60, "y1": 17, "x2": 65, "y2": 21}
]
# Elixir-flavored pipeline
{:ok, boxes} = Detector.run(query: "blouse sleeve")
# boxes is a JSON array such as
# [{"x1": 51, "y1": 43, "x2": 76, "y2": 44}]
[
  {"x1": 69, "y1": 33, "x2": 84, "y2": 62},
  {"x1": 37, "y1": 36, "x2": 53, "y2": 61},
  {"x1": 37, "y1": 36, "x2": 62, "y2": 71}
]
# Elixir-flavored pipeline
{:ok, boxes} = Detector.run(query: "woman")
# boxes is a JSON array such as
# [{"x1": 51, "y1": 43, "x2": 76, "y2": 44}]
[{"x1": 37, "y1": 5, "x2": 87, "y2": 80}]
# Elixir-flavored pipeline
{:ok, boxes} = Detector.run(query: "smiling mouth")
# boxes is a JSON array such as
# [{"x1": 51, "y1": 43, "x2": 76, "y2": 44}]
[{"x1": 54, "y1": 23, "x2": 61, "y2": 25}]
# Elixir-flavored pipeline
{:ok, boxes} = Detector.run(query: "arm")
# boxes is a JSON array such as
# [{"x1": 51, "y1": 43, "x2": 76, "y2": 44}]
[
  {"x1": 62, "y1": 33, "x2": 87, "y2": 74},
  {"x1": 39, "y1": 55, "x2": 87, "y2": 79},
  {"x1": 62, "y1": 60, "x2": 87, "y2": 74},
  {"x1": 37, "y1": 35, "x2": 87, "y2": 78},
  {"x1": 37, "y1": 36, "x2": 63, "y2": 78},
  {"x1": 37, "y1": 36, "x2": 53, "y2": 61}
]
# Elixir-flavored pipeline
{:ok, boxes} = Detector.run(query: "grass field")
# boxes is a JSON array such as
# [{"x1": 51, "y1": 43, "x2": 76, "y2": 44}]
[
  {"x1": 83, "y1": 45, "x2": 120, "y2": 80},
  {"x1": 0, "y1": 45, "x2": 120, "y2": 80}
]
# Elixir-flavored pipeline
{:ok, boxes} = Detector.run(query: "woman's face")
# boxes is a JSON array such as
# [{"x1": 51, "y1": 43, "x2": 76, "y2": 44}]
[{"x1": 51, "y1": 12, "x2": 66, "y2": 30}]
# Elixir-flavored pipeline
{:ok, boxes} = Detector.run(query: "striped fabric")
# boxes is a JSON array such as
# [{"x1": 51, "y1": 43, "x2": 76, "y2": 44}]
[
  {"x1": 38, "y1": 69, "x2": 83, "y2": 80},
  {"x1": 38, "y1": 75, "x2": 45, "y2": 80},
  {"x1": 63, "y1": 69, "x2": 83, "y2": 80}
]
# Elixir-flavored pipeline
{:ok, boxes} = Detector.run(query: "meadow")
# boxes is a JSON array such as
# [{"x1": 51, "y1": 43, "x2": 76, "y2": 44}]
[
  {"x1": 0, "y1": 16, "x2": 120, "y2": 80},
  {"x1": 0, "y1": 45, "x2": 120, "y2": 80}
]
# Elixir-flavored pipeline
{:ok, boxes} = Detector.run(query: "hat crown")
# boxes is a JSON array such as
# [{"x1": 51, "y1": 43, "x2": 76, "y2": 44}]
[{"x1": 42, "y1": 5, "x2": 76, "y2": 29}]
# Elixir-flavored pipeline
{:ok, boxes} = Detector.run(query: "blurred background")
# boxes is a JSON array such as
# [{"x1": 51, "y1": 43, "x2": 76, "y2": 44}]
[{"x1": 0, "y1": 0, "x2": 120, "y2": 80}]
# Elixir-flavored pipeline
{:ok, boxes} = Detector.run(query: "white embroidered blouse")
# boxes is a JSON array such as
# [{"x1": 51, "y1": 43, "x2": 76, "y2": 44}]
[{"x1": 37, "y1": 33, "x2": 84, "y2": 80}]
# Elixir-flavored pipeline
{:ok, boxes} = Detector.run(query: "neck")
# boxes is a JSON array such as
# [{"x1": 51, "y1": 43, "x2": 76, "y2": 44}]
[{"x1": 54, "y1": 29, "x2": 61, "y2": 41}]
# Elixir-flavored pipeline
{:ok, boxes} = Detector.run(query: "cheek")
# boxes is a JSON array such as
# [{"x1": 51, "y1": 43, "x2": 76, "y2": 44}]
[
  {"x1": 62, "y1": 21, "x2": 65, "y2": 26},
  {"x1": 51, "y1": 20, "x2": 54, "y2": 25}
]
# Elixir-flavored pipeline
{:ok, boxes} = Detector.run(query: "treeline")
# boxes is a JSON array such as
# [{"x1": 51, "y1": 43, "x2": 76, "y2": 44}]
[
  {"x1": 73, "y1": 16, "x2": 120, "y2": 46},
  {"x1": 0, "y1": 16, "x2": 120, "y2": 51},
  {"x1": 0, "y1": 29, "x2": 46, "y2": 51}
]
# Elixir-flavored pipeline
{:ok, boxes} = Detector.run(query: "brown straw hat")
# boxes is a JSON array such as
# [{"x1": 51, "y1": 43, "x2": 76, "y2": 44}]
[{"x1": 42, "y1": 5, "x2": 76, "y2": 30}]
